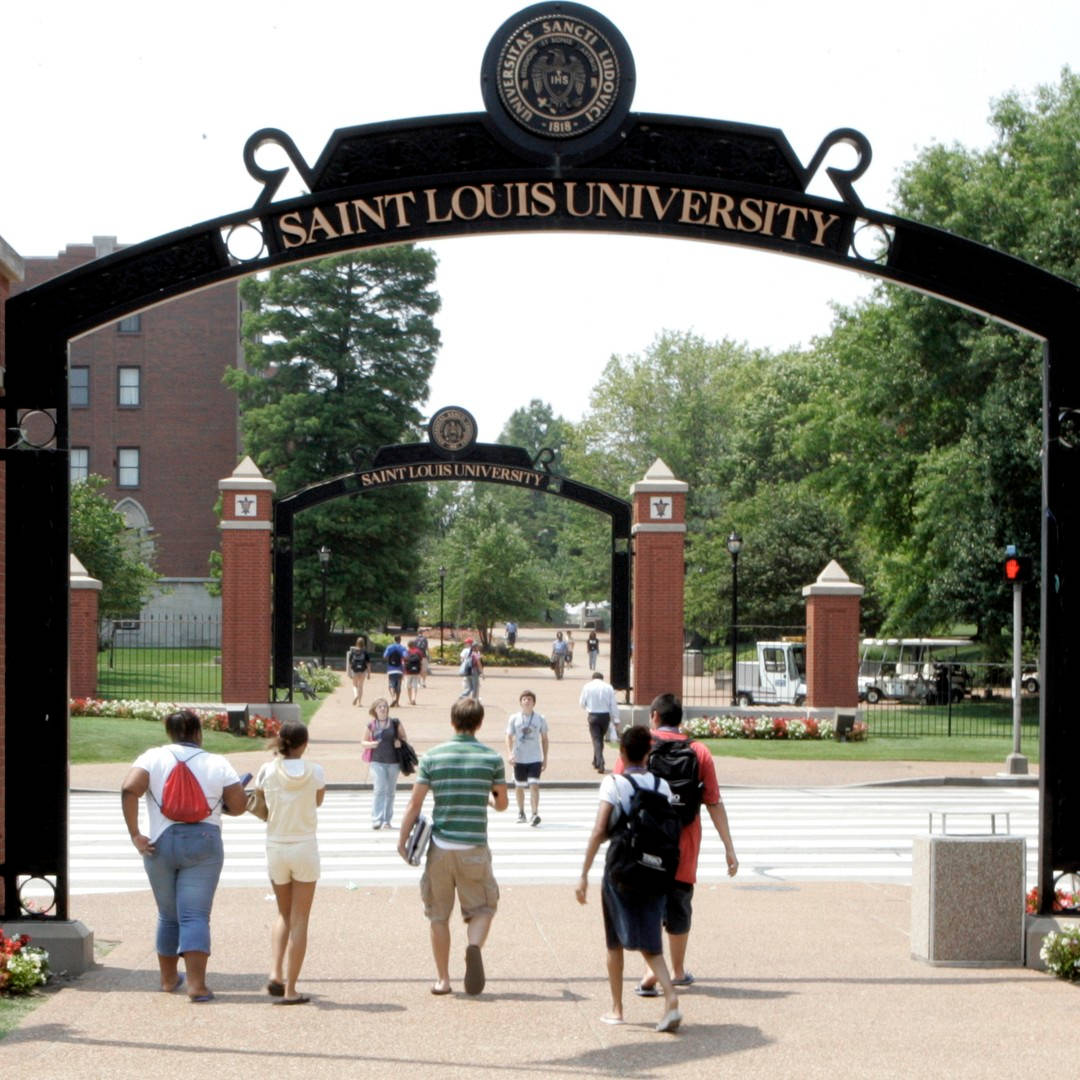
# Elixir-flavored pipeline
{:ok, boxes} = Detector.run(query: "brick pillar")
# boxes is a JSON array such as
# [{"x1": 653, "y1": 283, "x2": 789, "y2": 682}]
[
  {"x1": 631, "y1": 459, "x2": 688, "y2": 707},
  {"x1": 0, "y1": 235, "x2": 24, "y2": 914},
  {"x1": 219, "y1": 457, "x2": 275, "y2": 703},
  {"x1": 69, "y1": 556, "x2": 101, "y2": 700},
  {"x1": 803, "y1": 560, "x2": 864, "y2": 708}
]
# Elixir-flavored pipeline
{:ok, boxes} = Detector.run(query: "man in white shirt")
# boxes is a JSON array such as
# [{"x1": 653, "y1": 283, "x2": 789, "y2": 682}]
[
  {"x1": 505, "y1": 690, "x2": 549, "y2": 826},
  {"x1": 579, "y1": 671, "x2": 620, "y2": 773}
]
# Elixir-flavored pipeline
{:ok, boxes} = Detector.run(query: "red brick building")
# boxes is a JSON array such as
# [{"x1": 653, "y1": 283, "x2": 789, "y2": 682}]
[{"x1": 12, "y1": 236, "x2": 242, "y2": 619}]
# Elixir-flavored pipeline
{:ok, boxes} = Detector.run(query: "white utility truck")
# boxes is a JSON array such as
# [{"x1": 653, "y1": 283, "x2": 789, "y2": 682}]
[{"x1": 733, "y1": 641, "x2": 807, "y2": 706}]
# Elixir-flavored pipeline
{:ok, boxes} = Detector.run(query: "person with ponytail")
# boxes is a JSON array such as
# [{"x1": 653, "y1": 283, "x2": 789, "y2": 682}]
[{"x1": 254, "y1": 721, "x2": 326, "y2": 1004}]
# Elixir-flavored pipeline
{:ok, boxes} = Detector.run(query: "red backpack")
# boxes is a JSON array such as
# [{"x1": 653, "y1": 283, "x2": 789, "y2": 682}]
[{"x1": 153, "y1": 749, "x2": 213, "y2": 823}]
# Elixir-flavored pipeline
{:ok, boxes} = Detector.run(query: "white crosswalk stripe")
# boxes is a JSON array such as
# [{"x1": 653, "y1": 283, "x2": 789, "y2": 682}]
[{"x1": 63, "y1": 785, "x2": 1040, "y2": 896}]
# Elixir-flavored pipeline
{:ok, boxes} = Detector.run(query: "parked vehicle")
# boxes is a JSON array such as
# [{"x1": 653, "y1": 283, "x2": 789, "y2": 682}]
[
  {"x1": 858, "y1": 638, "x2": 973, "y2": 705},
  {"x1": 1021, "y1": 668, "x2": 1039, "y2": 694},
  {"x1": 733, "y1": 641, "x2": 807, "y2": 706}
]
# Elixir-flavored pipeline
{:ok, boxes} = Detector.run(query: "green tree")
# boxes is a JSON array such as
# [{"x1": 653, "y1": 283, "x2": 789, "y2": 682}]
[
  {"x1": 428, "y1": 493, "x2": 549, "y2": 647},
  {"x1": 70, "y1": 475, "x2": 158, "y2": 619},
  {"x1": 226, "y1": 248, "x2": 441, "y2": 630}
]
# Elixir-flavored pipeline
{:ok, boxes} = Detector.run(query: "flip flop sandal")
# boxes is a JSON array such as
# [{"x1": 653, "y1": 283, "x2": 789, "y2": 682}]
[
  {"x1": 267, "y1": 980, "x2": 285, "y2": 997},
  {"x1": 189, "y1": 992, "x2": 215, "y2": 1003},
  {"x1": 464, "y1": 944, "x2": 486, "y2": 995},
  {"x1": 634, "y1": 982, "x2": 660, "y2": 997},
  {"x1": 274, "y1": 995, "x2": 310, "y2": 1005},
  {"x1": 672, "y1": 972, "x2": 695, "y2": 986},
  {"x1": 163, "y1": 973, "x2": 186, "y2": 994}
]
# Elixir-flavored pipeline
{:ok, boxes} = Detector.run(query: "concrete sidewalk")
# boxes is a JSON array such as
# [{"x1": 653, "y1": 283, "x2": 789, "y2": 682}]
[
  {"x1": 70, "y1": 627, "x2": 1036, "y2": 793},
  {"x1": 4, "y1": 881, "x2": 1077, "y2": 1077}
]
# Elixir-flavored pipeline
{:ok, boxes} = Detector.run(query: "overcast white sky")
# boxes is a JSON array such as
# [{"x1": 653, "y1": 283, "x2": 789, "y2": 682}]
[{"x1": 4, "y1": 0, "x2": 1079, "y2": 440}]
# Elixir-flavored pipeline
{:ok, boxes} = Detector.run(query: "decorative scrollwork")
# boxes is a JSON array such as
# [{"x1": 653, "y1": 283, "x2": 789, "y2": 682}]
[
  {"x1": 533, "y1": 447, "x2": 557, "y2": 473},
  {"x1": 244, "y1": 128, "x2": 316, "y2": 211},
  {"x1": 803, "y1": 128, "x2": 872, "y2": 208},
  {"x1": 17, "y1": 875, "x2": 57, "y2": 917}
]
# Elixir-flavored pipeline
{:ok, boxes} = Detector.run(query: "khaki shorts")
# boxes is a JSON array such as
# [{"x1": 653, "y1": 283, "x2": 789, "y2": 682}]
[
  {"x1": 266, "y1": 838, "x2": 321, "y2": 884},
  {"x1": 420, "y1": 843, "x2": 499, "y2": 923}
]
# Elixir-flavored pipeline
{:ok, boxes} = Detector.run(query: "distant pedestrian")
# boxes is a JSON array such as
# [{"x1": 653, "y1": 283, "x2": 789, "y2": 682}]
[
  {"x1": 346, "y1": 635, "x2": 370, "y2": 707},
  {"x1": 505, "y1": 620, "x2": 518, "y2": 648},
  {"x1": 566, "y1": 630, "x2": 575, "y2": 667},
  {"x1": 256, "y1": 721, "x2": 326, "y2": 1005},
  {"x1": 551, "y1": 631, "x2": 569, "y2": 679},
  {"x1": 506, "y1": 690, "x2": 549, "y2": 826},
  {"x1": 575, "y1": 725, "x2": 682, "y2": 1032},
  {"x1": 587, "y1": 631, "x2": 600, "y2": 671},
  {"x1": 459, "y1": 643, "x2": 483, "y2": 699},
  {"x1": 120, "y1": 708, "x2": 247, "y2": 1002},
  {"x1": 362, "y1": 699, "x2": 407, "y2": 829},
  {"x1": 398, "y1": 697, "x2": 508, "y2": 995},
  {"x1": 404, "y1": 639, "x2": 424, "y2": 705},
  {"x1": 415, "y1": 630, "x2": 430, "y2": 686},
  {"x1": 383, "y1": 635, "x2": 407, "y2": 706},
  {"x1": 579, "y1": 671, "x2": 620, "y2": 773}
]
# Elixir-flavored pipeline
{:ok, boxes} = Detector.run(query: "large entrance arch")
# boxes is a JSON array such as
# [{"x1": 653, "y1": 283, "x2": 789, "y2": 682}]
[
  {"x1": 271, "y1": 429, "x2": 632, "y2": 698},
  {"x1": 3, "y1": 2, "x2": 1078, "y2": 920}
]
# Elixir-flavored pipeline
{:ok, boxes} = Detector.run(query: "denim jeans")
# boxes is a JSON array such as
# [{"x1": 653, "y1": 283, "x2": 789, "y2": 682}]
[
  {"x1": 142, "y1": 822, "x2": 224, "y2": 955},
  {"x1": 370, "y1": 761, "x2": 401, "y2": 825}
]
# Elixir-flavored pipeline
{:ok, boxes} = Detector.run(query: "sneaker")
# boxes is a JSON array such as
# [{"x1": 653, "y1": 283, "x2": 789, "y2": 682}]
[
  {"x1": 531, "y1": 815, "x2": 541, "y2": 827},
  {"x1": 517, "y1": 811, "x2": 527, "y2": 823}
]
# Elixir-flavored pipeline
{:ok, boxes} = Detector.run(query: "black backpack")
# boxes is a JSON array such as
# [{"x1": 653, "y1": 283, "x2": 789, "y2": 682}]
[
  {"x1": 348, "y1": 648, "x2": 367, "y2": 674},
  {"x1": 648, "y1": 737, "x2": 704, "y2": 826},
  {"x1": 605, "y1": 774, "x2": 681, "y2": 896},
  {"x1": 405, "y1": 651, "x2": 422, "y2": 674}
]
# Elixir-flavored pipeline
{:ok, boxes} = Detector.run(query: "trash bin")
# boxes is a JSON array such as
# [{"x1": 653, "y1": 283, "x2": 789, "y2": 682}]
[
  {"x1": 911, "y1": 811, "x2": 1025, "y2": 965},
  {"x1": 683, "y1": 650, "x2": 703, "y2": 677}
]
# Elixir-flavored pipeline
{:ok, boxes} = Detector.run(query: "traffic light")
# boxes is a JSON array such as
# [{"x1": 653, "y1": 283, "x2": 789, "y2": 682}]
[{"x1": 1003, "y1": 551, "x2": 1031, "y2": 583}]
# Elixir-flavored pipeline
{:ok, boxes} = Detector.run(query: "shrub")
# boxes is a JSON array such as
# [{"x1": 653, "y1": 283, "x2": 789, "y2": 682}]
[
  {"x1": 1040, "y1": 926, "x2": 1080, "y2": 980},
  {"x1": 680, "y1": 713, "x2": 866, "y2": 742},
  {"x1": 0, "y1": 930, "x2": 49, "y2": 995}
]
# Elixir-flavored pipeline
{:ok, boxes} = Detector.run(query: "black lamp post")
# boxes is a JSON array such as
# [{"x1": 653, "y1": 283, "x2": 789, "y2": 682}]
[
  {"x1": 439, "y1": 566, "x2": 446, "y2": 656},
  {"x1": 318, "y1": 545, "x2": 331, "y2": 668},
  {"x1": 726, "y1": 531, "x2": 742, "y2": 705}
]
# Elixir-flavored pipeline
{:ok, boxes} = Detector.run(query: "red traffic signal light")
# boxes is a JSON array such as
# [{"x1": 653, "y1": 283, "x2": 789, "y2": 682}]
[{"x1": 1003, "y1": 555, "x2": 1031, "y2": 583}]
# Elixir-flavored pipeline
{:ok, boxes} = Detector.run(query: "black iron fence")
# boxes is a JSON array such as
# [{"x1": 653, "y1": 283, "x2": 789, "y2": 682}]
[
  {"x1": 95, "y1": 614, "x2": 223, "y2": 702},
  {"x1": 682, "y1": 626, "x2": 805, "y2": 708}
]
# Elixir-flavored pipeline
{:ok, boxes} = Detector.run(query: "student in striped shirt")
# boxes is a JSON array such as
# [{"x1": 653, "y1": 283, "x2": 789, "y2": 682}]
[{"x1": 398, "y1": 697, "x2": 508, "y2": 996}]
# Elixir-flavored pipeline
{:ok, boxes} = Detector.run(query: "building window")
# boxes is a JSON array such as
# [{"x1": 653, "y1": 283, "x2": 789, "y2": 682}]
[
  {"x1": 70, "y1": 366, "x2": 89, "y2": 407},
  {"x1": 117, "y1": 314, "x2": 142, "y2": 334},
  {"x1": 118, "y1": 366, "x2": 141, "y2": 406},
  {"x1": 117, "y1": 447, "x2": 140, "y2": 488},
  {"x1": 70, "y1": 448, "x2": 89, "y2": 485}
]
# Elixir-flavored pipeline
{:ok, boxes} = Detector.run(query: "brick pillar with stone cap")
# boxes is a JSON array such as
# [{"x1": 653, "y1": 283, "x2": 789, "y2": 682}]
[
  {"x1": 631, "y1": 459, "x2": 688, "y2": 707},
  {"x1": 219, "y1": 457, "x2": 275, "y2": 704},
  {"x1": 69, "y1": 555, "x2": 102, "y2": 700},
  {"x1": 802, "y1": 560, "x2": 864, "y2": 708}
]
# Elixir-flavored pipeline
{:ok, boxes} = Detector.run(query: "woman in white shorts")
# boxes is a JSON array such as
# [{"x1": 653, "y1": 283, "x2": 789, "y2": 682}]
[{"x1": 255, "y1": 721, "x2": 325, "y2": 1004}]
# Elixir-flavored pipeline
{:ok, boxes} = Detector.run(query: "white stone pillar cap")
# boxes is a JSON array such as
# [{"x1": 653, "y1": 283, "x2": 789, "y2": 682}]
[
  {"x1": 630, "y1": 457, "x2": 688, "y2": 495},
  {"x1": 219, "y1": 455, "x2": 276, "y2": 493},
  {"x1": 802, "y1": 559, "x2": 864, "y2": 597},
  {"x1": 70, "y1": 553, "x2": 102, "y2": 591}
]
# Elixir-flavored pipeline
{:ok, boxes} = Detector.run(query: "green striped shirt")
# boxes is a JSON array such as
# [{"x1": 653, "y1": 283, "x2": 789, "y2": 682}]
[{"x1": 418, "y1": 733, "x2": 506, "y2": 846}]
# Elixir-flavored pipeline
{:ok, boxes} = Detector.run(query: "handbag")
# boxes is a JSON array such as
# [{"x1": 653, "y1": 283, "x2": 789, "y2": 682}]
[
  {"x1": 404, "y1": 814, "x2": 432, "y2": 865},
  {"x1": 246, "y1": 786, "x2": 268, "y2": 821},
  {"x1": 397, "y1": 739, "x2": 419, "y2": 776}
]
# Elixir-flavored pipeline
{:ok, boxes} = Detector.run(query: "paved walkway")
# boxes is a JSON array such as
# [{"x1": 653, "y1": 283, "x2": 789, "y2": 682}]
[{"x1": 19, "y1": 630, "x2": 1063, "y2": 1076}]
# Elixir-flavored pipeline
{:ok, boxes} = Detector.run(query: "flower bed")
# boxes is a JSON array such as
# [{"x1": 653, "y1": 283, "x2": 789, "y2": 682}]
[
  {"x1": 0, "y1": 930, "x2": 49, "y2": 995},
  {"x1": 70, "y1": 699, "x2": 280, "y2": 739},
  {"x1": 681, "y1": 714, "x2": 869, "y2": 741},
  {"x1": 1025, "y1": 886, "x2": 1080, "y2": 914}
]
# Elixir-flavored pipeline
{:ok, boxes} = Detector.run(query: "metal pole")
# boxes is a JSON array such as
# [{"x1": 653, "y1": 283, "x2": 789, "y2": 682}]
[
  {"x1": 320, "y1": 565, "x2": 329, "y2": 669},
  {"x1": 1006, "y1": 580, "x2": 1029, "y2": 774},
  {"x1": 439, "y1": 566, "x2": 446, "y2": 657},
  {"x1": 731, "y1": 551, "x2": 739, "y2": 706}
]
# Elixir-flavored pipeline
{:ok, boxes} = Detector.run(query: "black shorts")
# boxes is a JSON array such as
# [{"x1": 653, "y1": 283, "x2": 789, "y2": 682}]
[
  {"x1": 662, "y1": 880, "x2": 694, "y2": 935},
  {"x1": 513, "y1": 761, "x2": 542, "y2": 784}
]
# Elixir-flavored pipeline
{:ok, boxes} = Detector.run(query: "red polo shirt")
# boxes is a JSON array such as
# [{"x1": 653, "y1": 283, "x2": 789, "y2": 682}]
[{"x1": 614, "y1": 728, "x2": 720, "y2": 884}]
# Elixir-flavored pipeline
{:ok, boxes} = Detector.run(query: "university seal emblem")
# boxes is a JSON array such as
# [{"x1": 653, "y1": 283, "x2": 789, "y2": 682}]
[
  {"x1": 429, "y1": 406, "x2": 478, "y2": 454},
  {"x1": 482, "y1": 3, "x2": 635, "y2": 158}
]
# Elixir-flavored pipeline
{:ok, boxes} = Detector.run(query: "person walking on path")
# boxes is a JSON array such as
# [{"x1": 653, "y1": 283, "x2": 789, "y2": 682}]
[
  {"x1": 586, "y1": 630, "x2": 600, "y2": 671},
  {"x1": 619, "y1": 693, "x2": 739, "y2": 996},
  {"x1": 120, "y1": 708, "x2": 247, "y2": 1002},
  {"x1": 580, "y1": 671, "x2": 620, "y2": 773},
  {"x1": 575, "y1": 724, "x2": 682, "y2": 1032},
  {"x1": 383, "y1": 635, "x2": 407, "y2": 706},
  {"x1": 362, "y1": 699, "x2": 407, "y2": 829},
  {"x1": 255, "y1": 721, "x2": 326, "y2": 1005},
  {"x1": 346, "y1": 635, "x2": 370, "y2": 707},
  {"x1": 506, "y1": 690, "x2": 549, "y2": 826},
  {"x1": 415, "y1": 630, "x2": 430, "y2": 687},
  {"x1": 551, "y1": 631, "x2": 569, "y2": 678},
  {"x1": 459, "y1": 642, "x2": 483, "y2": 700},
  {"x1": 397, "y1": 697, "x2": 508, "y2": 996},
  {"x1": 404, "y1": 639, "x2": 424, "y2": 705}
]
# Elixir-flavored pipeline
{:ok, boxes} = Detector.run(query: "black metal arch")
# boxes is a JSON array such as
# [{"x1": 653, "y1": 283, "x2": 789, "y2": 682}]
[
  {"x1": 4, "y1": 104, "x2": 1079, "y2": 920},
  {"x1": 272, "y1": 441, "x2": 632, "y2": 697}
]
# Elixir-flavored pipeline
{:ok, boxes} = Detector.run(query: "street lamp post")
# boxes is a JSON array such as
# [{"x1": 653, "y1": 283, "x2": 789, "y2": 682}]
[
  {"x1": 726, "y1": 531, "x2": 743, "y2": 706},
  {"x1": 439, "y1": 566, "x2": 447, "y2": 657},
  {"x1": 318, "y1": 545, "x2": 331, "y2": 668}
]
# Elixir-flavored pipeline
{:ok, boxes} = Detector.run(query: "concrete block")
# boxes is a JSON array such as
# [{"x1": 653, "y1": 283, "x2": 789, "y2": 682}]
[
  {"x1": 1, "y1": 920, "x2": 95, "y2": 975},
  {"x1": 911, "y1": 835, "x2": 1025, "y2": 965}
]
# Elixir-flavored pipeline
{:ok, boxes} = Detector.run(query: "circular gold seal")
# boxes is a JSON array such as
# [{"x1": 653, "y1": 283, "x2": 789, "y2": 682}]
[
  {"x1": 496, "y1": 11, "x2": 620, "y2": 139},
  {"x1": 429, "y1": 406, "x2": 478, "y2": 454}
]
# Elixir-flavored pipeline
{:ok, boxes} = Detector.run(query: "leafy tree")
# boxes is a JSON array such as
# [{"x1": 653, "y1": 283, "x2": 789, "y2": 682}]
[
  {"x1": 226, "y1": 248, "x2": 440, "y2": 631},
  {"x1": 424, "y1": 493, "x2": 549, "y2": 647},
  {"x1": 70, "y1": 475, "x2": 158, "y2": 619}
]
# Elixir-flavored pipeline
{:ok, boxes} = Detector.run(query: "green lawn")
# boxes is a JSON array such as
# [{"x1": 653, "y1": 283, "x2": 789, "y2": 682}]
[
  {"x1": 0, "y1": 994, "x2": 42, "y2": 1040},
  {"x1": 701, "y1": 733, "x2": 1039, "y2": 763},
  {"x1": 95, "y1": 646, "x2": 222, "y2": 701},
  {"x1": 70, "y1": 695, "x2": 327, "y2": 765}
]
